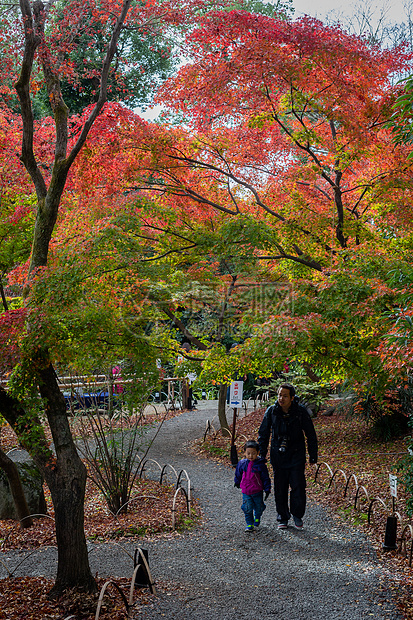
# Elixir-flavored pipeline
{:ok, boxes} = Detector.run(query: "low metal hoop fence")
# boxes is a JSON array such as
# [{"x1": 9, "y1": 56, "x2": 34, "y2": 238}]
[
  {"x1": 313, "y1": 459, "x2": 413, "y2": 567},
  {"x1": 138, "y1": 459, "x2": 192, "y2": 529},
  {"x1": 171, "y1": 487, "x2": 190, "y2": 529},
  {"x1": 353, "y1": 485, "x2": 370, "y2": 512},
  {"x1": 327, "y1": 468, "x2": 348, "y2": 491},
  {"x1": 344, "y1": 473, "x2": 359, "y2": 499},
  {"x1": 203, "y1": 418, "x2": 218, "y2": 441},
  {"x1": 92, "y1": 546, "x2": 156, "y2": 620},
  {"x1": 399, "y1": 524, "x2": 413, "y2": 567},
  {"x1": 0, "y1": 460, "x2": 194, "y2": 582}
]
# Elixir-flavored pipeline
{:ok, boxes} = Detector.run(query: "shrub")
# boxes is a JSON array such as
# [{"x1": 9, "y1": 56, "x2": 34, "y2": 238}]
[
  {"x1": 269, "y1": 367, "x2": 331, "y2": 416},
  {"x1": 353, "y1": 390, "x2": 409, "y2": 441}
]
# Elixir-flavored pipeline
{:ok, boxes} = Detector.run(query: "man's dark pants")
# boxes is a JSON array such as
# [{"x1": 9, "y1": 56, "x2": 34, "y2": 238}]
[{"x1": 273, "y1": 463, "x2": 306, "y2": 522}]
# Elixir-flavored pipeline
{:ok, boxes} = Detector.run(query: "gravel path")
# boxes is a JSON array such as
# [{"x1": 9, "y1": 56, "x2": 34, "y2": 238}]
[{"x1": 0, "y1": 401, "x2": 401, "y2": 619}]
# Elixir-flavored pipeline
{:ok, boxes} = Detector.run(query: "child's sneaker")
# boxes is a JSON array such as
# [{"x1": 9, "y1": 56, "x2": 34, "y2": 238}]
[
  {"x1": 277, "y1": 521, "x2": 288, "y2": 529},
  {"x1": 254, "y1": 518, "x2": 261, "y2": 527},
  {"x1": 245, "y1": 525, "x2": 254, "y2": 532}
]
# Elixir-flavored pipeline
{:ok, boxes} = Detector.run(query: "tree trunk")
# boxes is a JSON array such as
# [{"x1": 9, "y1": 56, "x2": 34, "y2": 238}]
[
  {"x1": 0, "y1": 364, "x2": 97, "y2": 594},
  {"x1": 0, "y1": 277, "x2": 8, "y2": 312},
  {"x1": 8, "y1": 0, "x2": 135, "y2": 594},
  {"x1": 218, "y1": 383, "x2": 230, "y2": 437},
  {"x1": 45, "y1": 457, "x2": 95, "y2": 594},
  {"x1": 302, "y1": 361, "x2": 321, "y2": 383},
  {"x1": 181, "y1": 379, "x2": 191, "y2": 410},
  {"x1": 0, "y1": 446, "x2": 33, "y2": 527},
  {"x1": 37, "y1": 361, "x2": 97, "y2": 595}
]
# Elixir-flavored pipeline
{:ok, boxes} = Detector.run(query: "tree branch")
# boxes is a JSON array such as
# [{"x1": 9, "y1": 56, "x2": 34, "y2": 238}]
[
  {"x1": 67, "y1": 0, "x2": 132, "y2": 166},
  {"x1": 161, "y1": 307, "x2": 208, "y2": 350},
  {"x1": 15, "y1": 0, "x2": 47, "y2": 201}
]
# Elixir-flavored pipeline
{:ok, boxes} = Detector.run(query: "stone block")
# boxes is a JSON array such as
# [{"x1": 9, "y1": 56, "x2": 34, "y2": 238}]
[
  {"x1": 0, "y1": 450, "x2": 47, "y2": 520},
  {"x1": 321, "y1": 405, "x2": 336, "y2": 417}
]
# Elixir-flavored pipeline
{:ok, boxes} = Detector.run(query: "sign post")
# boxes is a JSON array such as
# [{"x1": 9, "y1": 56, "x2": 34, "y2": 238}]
[
  {"x1": 389, "y1": 474, "x2": 398, "y2": 513},
  {"x1": 229, "y1": 381, "x2": 244, "y2": 466},
  {"x1": 383, "y1": 474, "x2": 398, "y2": 551}
]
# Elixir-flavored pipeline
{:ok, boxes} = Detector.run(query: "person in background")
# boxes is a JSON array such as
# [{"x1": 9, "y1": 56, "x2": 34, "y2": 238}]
[
  {"x1": 111, "y1": 365, "x2": 123, "y2": 394},
  {"x1": 258, "y1": 383, "x2": 318, "y2": 530},
  {"x1": 181, "y1": 342, "x2": 197, "y2": 410}
]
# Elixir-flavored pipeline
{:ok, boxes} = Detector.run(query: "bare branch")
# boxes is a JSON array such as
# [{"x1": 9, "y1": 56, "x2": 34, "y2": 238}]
[
  {"x1": 15, "y1": 0, "x2": 47, "y2": 200},
  {"x1": 161, "y1": 307, "x2": 208, "y2": 350},
  {"x1": 67, "y1": 0, "x2": 132, "y2": 166}
]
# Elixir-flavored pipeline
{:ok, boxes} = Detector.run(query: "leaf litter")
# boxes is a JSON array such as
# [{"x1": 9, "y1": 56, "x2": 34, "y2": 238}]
[{"x1": 2, "y1": 403, "x2": 413, "y2": 618}]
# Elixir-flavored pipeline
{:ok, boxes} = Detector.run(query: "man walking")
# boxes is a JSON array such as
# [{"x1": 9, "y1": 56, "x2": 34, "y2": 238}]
[{"x1": 258, "y1": 383, "x2": 318, "y2": 529}]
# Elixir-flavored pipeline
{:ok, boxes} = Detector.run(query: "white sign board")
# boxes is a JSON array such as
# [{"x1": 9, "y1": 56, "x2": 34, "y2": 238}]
[
  {"x1": 229, "y1": 381, "x2": 244, "y2": 407},
  {"x1": 389, "y1": 474, "x2": 398, "y2": 498},
  {"x1": 187, "y1": 372, "x2": 197, "y2": 385}
]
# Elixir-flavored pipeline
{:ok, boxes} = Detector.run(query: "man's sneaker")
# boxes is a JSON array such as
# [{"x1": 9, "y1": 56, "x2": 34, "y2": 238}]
[
  {"x1": 277, "y1": 521, "x2": 288, "y2": 529},
  {"x1": 245, "y1": 525, "x2": 254, "y2": 532},
  {"x1": 293, "y1": 516, "x2": 304, "y2": 529},
  {"x1": 254, "y1": 518, "x2": 261, "y2": 527}
]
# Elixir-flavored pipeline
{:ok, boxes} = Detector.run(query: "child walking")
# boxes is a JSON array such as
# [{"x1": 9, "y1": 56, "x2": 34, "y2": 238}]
[{"x1": 234, "y1": 440, "x2": 271, "y2": 532}]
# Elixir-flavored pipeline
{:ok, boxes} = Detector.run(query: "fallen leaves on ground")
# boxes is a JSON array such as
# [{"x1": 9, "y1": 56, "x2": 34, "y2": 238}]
[
  {"x1": 0, "y1": 409, "x2": 197, "y2": 619},
  {"x1": 4, "y1": 403, "x2": 413, "y2": 618},
  {"x1": 0, "y1": 474, "x2": 197, "y2": 619},
  {"x1": 1, "y1": 476, "x2": 197, "y2": 551},
  {"x1": 0, "y1": 575, "x2": 144, "y2": 619}
]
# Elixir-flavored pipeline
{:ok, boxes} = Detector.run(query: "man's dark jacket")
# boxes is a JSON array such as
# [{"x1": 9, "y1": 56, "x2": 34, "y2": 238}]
[{"x1": 258, "y1": 399, "x2": 318, "y2": 469}]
